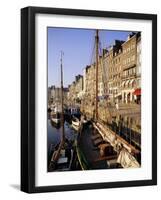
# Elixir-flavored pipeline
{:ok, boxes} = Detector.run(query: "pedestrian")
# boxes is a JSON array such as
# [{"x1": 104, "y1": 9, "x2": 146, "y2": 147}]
[{"x1": 116, "y1": 102, "x2": 119, "y2": 110}]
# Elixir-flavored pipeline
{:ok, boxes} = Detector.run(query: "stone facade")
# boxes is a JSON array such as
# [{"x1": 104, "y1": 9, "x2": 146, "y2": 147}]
[
  {"x1": 106, "y1": 40, "x2": 124, "y2": 103},
  {"x1": 68, "y1": 75, "x2": 84, "y2": 107},
  {"x1": 121, "y1": 32, "x2": 140, "y2": 103},
  {"x1": 49, "y1": 85, "x2": 68, "y2": 105}
]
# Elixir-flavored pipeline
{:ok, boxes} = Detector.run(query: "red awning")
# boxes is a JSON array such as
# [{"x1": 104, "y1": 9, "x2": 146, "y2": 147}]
[{"x1": 133, "y1": 88, "x2": 141, "y2": 96}]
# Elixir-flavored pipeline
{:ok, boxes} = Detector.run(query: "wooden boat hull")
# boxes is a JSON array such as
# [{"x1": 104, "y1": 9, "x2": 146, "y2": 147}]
[
  {"x1": 72, "y1": 116, "x2": 80, "y2": 131},
  {"x1": 72, "y1": 120, "x2": 80, "y2": 127},
  {"x1": 51, "y1": 117, "x2": 61, "y2": 124},
  {"x1": 48, "y1": 142, "x2": 74, "y2": 172}
]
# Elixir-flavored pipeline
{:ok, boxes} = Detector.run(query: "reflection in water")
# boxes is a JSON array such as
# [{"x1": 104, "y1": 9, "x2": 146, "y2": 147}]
[{"x1": 47, "y1": 115, "x2": 77, "y2": 164}]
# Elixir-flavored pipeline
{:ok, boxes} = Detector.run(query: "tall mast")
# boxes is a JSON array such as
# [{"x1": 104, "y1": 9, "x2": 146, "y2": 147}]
[
  {"x1": 95, "y1": 29, "x2": 99, "y2": 121},
  {"x1": 51, "y1": 51, "x2": 65, "y2": 166},
  {"x1": 60, "y1": 51, "x2": 65, "y2": 142}
]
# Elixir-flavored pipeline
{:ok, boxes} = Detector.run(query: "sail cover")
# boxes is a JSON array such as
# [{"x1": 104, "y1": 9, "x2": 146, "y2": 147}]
[
  {"x1": 117, "y1": 149, "x2": 140, "y2": 168},
  {"x1": 94, "y1": 122, "x2": 140, "y2": 168}
]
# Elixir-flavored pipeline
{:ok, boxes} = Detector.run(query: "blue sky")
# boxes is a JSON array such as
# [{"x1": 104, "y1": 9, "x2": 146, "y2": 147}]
[{"x1": 48, "y1": 27, "x2": 132, "y2": 87}]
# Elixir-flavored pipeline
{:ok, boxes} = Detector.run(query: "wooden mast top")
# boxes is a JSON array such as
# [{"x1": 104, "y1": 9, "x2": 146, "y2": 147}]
[{"x1": 95, "y1": 29, "x2": 99, "y2": 121}]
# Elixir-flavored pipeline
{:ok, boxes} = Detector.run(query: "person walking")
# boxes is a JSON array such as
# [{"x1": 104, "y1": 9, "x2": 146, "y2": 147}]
[{"x1": 115, "y1": 102, "x2": 119, "y2": 110}]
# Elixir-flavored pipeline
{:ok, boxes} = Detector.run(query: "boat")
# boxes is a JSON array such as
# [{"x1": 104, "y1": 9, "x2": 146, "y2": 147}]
[
  {"x1": 48, "y1": 51, "x2": 74, "y2": 172},
  {"x1": 70, "y1": 107, "x2": 80, "y2": 116},
  {"x1": 50, "y1": 117, "x2": 61, "y2": 129},
  {"x1": 76, "y1": 30, "x2": 140, "y2": 170},
  {"x1": 72, "y1": 116, "x2": 80, "y2": 131},
  {"x1": 48, "y1": 140, "x2": 74, "y2": 171},
  {"x1": 51, "y1": 111, "x2": 61, "y2": 124},
  {"x1": 50, "y1": 102, "x2": 62, "y2": 124},
  {"x1": 47, "y1": 106, "x2": 51, "y2": 112},
  {"x1": 72, "y1": 116, "x2": 80, "y2": 126},
  {"x1": 71, "y1": 114, "x2": 88, "y2": 131},
  {"x1": 93, "y1": 121, "x2": 140, "y2": 168},
  {"x1": 81, "y1": 115, "x2": 88, "y2": 125}
]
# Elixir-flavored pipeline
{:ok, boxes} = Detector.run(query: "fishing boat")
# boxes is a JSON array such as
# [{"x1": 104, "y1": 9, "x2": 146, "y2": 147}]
[
  {"x1": 51, "y1": 111, "x2": 61, "y2": 124},
  {"x1": 72, "y1": 116, "x2": 80, "y2": 131},
  {"x1": 81, "y1": 115, "x2": 88, "y2": 125},
  {"x1": 48, "y1": 51, "x2": 74, "y2": 172},
  {"x1": 72, "y1": 114, "x2": 88, "y2": 131},
  {"x1": 50, "y1": 102, "x2": 62, "y2": 124},
  {"x1": 76, "y1": 30, "x2": 140, "y2": 170},
  {"x1": 48, "y1": 140, "x2": 74, "y2": 171},
  {"x1": 70, "y1": 107, "x2": 80, "y2": 116},
  {"x1": 48, "y1": 104, "x2": 52, "y2": 112}
]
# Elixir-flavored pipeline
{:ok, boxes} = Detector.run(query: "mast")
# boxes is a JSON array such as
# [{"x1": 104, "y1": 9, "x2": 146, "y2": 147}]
[
  {"x1": 51, "y1": 51, "x2": 65, "y2": 166},
  {"x1": 60, "y1": 51, "x2": 65, "y2": 142},
  {"x1": 95, "y1": 29, "x2": 99, "y2": 121}
]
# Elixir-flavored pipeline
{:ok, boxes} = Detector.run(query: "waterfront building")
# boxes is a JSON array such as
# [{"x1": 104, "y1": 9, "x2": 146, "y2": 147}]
[
  {"x1": 105, "y1": 40, "x2": 124, "y2": 103},
  {"x1": 107, "y1": 46, "x2": 114, "y2": 101},
  {"x1": 48, "y1": 87, "x2": 52, "y2": 105},
  {"x1": 101, "y1": 49, "x2": 109, "y2": 98},
  {"x1": 134, "y1": 34, "x2": 141, "y2": 104},
  {"x1": 75, "y1": 74, "x2": 84, "y2": 103},
  {"x1": 49, "y1": 85, "x2": 68, "y2": 105},
  {"x1": 68, "y1": 81, "x2": 76, "y2": 106},
  {"x1": 98, "y1": 56, "x2": 104, "y2": 98},
  {"x1": 84, "y1": 64, "x2": 95, "y2": 118},
  {"x1": 112, "y1": 41, "x2": 124, "y2": 103},
  {"x1": 121, "y1": 32, "x2": 138, "y2": 103},
  {"x1": 67, "y1": 75, "x2": 84, "y2": 107}
]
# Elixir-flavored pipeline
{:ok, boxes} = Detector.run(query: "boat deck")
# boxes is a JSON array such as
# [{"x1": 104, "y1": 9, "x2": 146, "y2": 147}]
[{"x1": 78, "y1": 125, "x2": 108, "y2": 169}]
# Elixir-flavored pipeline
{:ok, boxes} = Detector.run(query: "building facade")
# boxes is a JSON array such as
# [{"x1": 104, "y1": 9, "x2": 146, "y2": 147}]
[
  {"x1": 121, "y1": 33, "x2": 139, "y2": 103},
  {"x1": 49, "y1": 85, "x2": 68, "y2": 105}
]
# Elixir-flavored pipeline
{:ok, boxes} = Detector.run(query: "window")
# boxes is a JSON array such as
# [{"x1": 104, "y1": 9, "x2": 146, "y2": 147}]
[
  {"x1": 131, "y1": 44, "x2": 135, "y2": 49},
  {"x1": 137, "y1": 66, "x2": 141, "y2": 74},
  {"x1": 127, "y1": 47, "x2": 130, "y2": 52},
  {"x1": 131, "y1": 55, "x2": 135, "y2": 61},
  {"x1": 128, "y1": 58, "x2": 130, "y2": 63}
]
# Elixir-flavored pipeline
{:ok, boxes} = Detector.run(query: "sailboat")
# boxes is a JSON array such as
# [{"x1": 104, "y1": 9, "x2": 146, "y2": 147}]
[
  {"x1": 72, "y1": 116, "x2": 80, "y2": 131},
  {"x1": 50, "y1": 105, "x2": 61, "y2": 125},
  {"x1": 76, "y1": 30, "x2": 140, "y2": 170},
  {"x1": 49, "y1": 52, "x2": 74, "y2": 172}
]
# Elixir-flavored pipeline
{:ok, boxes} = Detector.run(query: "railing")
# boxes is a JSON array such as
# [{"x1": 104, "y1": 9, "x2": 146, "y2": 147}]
[
  {"x1": 109, "y1": 120, "x2": 141, "y2": 150},
  {"x1": 121, "y1": 74, "x2": 136, "y2": 79}
]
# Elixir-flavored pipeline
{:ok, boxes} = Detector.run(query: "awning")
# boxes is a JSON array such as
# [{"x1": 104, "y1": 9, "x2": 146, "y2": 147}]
[
  {"x1": 121, "y1": 81, "x2": 126, "y2": 86},
  {"x1": 130, "y1": 79, "x2": 135, "y2": 85},
  {"x1": 98, "y1": 95, "x2": 109, "y2": 100},
  {"x1": 133, "y1": 88, "x2": 141, "y2": 96},
  {"x1": 115, "y1": 93, "x2": 122, "y2": 98},
  {"x1": 117, "y1": 149, "x2": 140, "y2": 168},
  {"x1": 125, "y1": 80, "x2": 130, "y2": 86}
]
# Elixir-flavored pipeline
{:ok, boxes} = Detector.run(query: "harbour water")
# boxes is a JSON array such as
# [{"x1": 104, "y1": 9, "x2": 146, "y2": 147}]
[{"x1": 47, "y1": 114, "x2": 77, "y2": 166}]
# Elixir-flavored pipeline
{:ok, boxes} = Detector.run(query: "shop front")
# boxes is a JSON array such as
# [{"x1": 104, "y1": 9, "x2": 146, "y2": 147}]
[{"x1": 133, "y1": 88, "x2": 141, "y2": 104}]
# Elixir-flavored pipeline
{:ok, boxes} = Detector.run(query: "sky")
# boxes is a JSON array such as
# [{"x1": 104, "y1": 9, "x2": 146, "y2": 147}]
[{"x1": 48, "y1": 27, "x2": 132, "y2": 87}]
